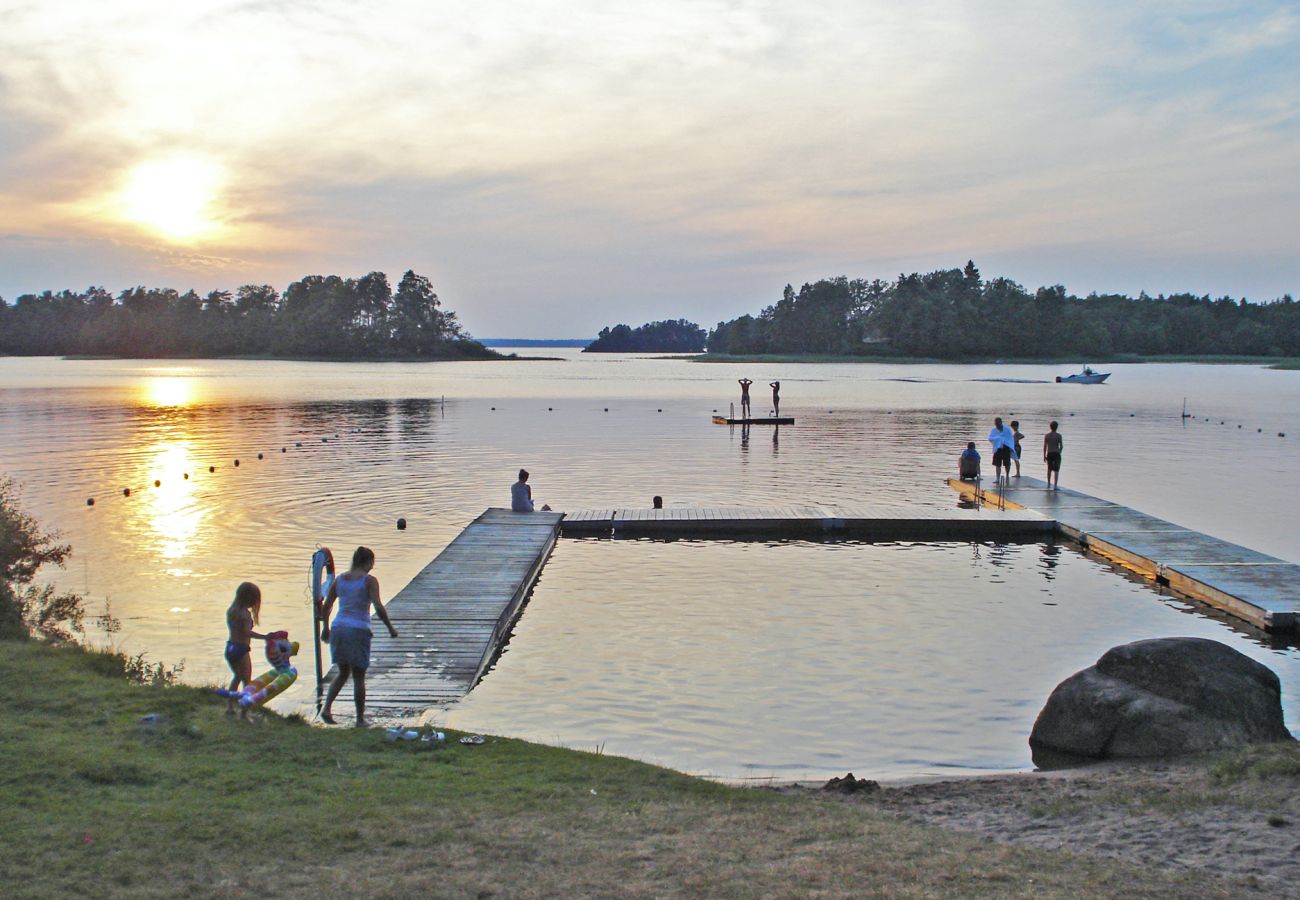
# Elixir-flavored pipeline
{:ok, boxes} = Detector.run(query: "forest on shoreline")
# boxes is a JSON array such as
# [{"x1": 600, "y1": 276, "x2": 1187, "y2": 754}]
[
  {"x1": 707, "y1": 262, "x2": 1300, "y2": 358},
  {"x1": 0, "y1": 270, "x2": 496, "y2": 360}
]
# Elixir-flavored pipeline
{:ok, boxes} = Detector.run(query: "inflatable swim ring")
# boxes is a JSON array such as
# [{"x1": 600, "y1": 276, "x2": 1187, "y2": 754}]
[{"x1": 217, "y1": 631, "x2": 299, "y2": 708}]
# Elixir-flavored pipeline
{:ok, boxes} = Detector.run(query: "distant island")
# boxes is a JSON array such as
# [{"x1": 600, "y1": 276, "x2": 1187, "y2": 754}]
[
  {"x1": 479, "y1": 338, "x2": 593, "y2": 348},
  {"x1": 706, "y1": 262, "x2": 1300, "y2": 360},
  {"x1": 585, "y1": 319, "x2": 707, "y2": 353},
  {"x1": 0, "y1": 270, "x2": 497, "y2": 360}
]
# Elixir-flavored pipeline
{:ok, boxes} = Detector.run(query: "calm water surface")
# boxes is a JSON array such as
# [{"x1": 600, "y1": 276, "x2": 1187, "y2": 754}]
[{"x1": 2, "y1": 353, "x2": 1298, "y2": 779}]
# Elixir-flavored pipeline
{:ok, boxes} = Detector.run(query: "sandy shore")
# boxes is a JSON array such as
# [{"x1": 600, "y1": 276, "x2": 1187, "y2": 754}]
[{"x1": 789, "y1": 758, "x2": 1300, "y2": 895}]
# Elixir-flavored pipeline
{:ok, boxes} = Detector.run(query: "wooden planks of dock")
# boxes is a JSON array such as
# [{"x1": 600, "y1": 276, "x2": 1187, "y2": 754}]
[
  {"x1": 560, "y1": 504, "x2": 1053, "y2": 541},
  {"x1": 712, "y1": 415, "x2": 794, "y2": 425},
  {"x1": 948, "y1": 477, "x2": 1300, "y2": 632},
  {"x1": 335, "y1": 508, "x2": 562, "y2": 714}
]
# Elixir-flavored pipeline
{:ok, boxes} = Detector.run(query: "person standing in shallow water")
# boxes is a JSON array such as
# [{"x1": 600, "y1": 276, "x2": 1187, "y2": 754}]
[
  {"x1": 769, "y1": 380, "x2": 781, "y2": 417},
  {"x1": 319, "y1": 546, "x2": 397, "y2": 727},
  {"x1": 738, "y1": 378, "x2": 753, "y2": 418},
  {"x1": 1043, "y1": 421, "x2": 1064, "y2": 489}
]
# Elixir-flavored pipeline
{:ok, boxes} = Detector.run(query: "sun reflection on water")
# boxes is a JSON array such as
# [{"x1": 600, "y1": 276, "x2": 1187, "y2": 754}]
[
  {"x1": 132, "y1": 440, "x2": 204, "y2": 563},
  {"x1": 142, "y1": 376, "x2": 199, "y2": 408}
]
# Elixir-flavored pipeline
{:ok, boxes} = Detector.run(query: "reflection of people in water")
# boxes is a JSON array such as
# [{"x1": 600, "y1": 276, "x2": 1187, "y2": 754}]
[
  {"x1": 772, "y1": 425, "x2": 779, "y2": 453},
  {"x1": 769, "y1": 381, "x2": 780, "y2": 417},
  {"x1": 740, "y1": 422, "x2": 750, "y2": 453},
  {"x1": 738, "y1": 378, "x2": 753, "y2": 417}
]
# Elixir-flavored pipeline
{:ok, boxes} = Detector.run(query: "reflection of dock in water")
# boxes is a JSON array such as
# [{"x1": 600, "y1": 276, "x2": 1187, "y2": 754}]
[
  {"x1": 948, "y1": 476, "x2": 1300, "y2": 632},
  {"x1": 352, "y1": 509, "x2": 561, "y2": 715},
  {"x1": 713, "y1": 415, "x2": 794, "y2": 425}
]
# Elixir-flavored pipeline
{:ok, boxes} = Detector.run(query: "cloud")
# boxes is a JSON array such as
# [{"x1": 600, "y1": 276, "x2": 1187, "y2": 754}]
[{"x1": 0, "y1": 0, "x2": 1297, "y2": 332}]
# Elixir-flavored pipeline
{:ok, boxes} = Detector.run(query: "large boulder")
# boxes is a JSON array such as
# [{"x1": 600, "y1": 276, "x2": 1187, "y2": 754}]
[{"x1": 1030, "y1": 637, "x2": 1293, "y2": 764}]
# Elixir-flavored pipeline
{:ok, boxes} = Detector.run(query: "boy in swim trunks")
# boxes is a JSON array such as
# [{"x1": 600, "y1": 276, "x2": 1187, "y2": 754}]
[
  {"x1": 225, "y1": 582, "x2": 267, "y2": 716},
  {"x1": 1043, "y1": 421, "x2": 1064, "y2": 489}
]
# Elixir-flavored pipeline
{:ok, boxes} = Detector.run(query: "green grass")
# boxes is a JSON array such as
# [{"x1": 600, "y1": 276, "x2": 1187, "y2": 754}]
[{"x1": 0, "y1": 639, "x2": 1243, "y2": 898}]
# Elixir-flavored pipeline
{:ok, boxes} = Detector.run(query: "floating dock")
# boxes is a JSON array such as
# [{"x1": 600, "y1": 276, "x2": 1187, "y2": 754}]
[
  {"x1": 948, "y1": 477, "x2": 1300, "y2": 632},
  {"x1": 336, "y1": 509, "x2": 562, "y2": 714},
  {"x1": 561, "y1": 504, "x2": 1050, "y2": 540},
  {"x1": 712, "y1": 415, "x2": 794, "y2": 425}
]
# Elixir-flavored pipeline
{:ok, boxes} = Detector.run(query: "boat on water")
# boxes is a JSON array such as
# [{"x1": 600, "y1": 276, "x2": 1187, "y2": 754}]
[{"x1": 1056, "y1": 366, "x2": 1110, "y2": 384}]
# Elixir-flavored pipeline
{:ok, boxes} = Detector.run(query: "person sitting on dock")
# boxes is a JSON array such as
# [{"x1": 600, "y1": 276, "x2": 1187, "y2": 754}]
[
  {"x1": 738, "y1": 378, "x2": 753, "y2": 418},
  {"x1": 769, "y1": 381, "x2": 780, "y2": 417},
  {"x1": 958, "y1": 442, "x2": 981, "y2": 481},
  {"x1": 1043, "y1": 421, "x2": 1064, "y2": 490},
  {"x1": 511, "y1": 469, "x2": 551, "y2": 512},
  {"x1": 987, "y1": 417, "x2": 1015, "y2": 484}
]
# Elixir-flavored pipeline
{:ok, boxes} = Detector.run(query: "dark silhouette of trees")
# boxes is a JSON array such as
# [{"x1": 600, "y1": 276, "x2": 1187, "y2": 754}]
[
  {"x1": 0, "y1": 270, "x2": 493, "y2": 360},
  {"x1": 707, "y1": 262, "x2": 1300, "y2": 358},
  {"x1": 585, "y1": 318, "x2": 707, "y2": 352}
]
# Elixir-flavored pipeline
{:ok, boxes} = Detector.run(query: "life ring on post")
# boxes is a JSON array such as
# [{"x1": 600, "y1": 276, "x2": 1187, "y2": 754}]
[{"x1": 311, "y1": 547, "x2": 335, "y2": 622}]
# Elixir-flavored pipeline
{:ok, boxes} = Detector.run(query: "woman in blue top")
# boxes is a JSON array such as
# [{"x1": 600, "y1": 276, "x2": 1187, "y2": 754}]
[{"x1": 319, "y1": 546, "x2": 397, "y2": 726}]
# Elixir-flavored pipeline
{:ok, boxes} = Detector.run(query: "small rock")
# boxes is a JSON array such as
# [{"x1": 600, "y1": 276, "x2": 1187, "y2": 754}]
[{"x1": 822, "y1": 772, "x2": 880, "y2": 794}]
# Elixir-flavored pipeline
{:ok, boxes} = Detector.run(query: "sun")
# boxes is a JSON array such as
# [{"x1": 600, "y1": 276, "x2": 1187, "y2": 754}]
[{"x1": 117, "y1": 157, "x2": 224, "y2": 242}]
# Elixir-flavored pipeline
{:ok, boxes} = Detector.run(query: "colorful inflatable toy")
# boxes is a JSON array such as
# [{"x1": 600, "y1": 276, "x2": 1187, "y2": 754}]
[{"x1": 217, "y1": 631, "x2": 299, "y2": 708}]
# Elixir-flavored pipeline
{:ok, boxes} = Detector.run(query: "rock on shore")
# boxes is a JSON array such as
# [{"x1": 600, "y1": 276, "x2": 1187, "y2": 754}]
[{"x1": 1030, "y1": 637, "x2": 1293, "y2": 762}]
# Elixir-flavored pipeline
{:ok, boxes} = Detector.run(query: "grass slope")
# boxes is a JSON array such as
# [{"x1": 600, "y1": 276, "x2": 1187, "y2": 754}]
[{"x1": 1, "y1": 640, "x2": 1241, "y2": 898}]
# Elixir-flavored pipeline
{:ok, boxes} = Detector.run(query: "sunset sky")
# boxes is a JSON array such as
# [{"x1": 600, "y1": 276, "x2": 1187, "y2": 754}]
[{"x1": 1, "y1": 1, "x2": 1297, "y2": 336}]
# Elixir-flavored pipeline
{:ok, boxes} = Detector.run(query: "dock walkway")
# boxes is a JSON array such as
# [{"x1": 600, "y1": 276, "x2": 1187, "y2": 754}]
[
  {"x1": 949, "y1": 477, "x2": 1300, "y2": 632},
  {"x1": 561, "y1": 504, "x2": 1050, "y2": 540},
  {"x1": 339, "y1": 508, "x2": 561, "y2": 714}
]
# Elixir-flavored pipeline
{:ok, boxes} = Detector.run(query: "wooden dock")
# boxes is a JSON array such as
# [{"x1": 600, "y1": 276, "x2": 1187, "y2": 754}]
[
  {"x1": 712, "y1": 415, "x2": 794, "y2": 425},
  {"x1": 560, "y1": 504, "x2": 1052, "y2": 540},
  {"x1": 949, "y1": 477, "x2": 1300, "y2": 632},
  {"x1": 338, "y1": 508, "x2": 562, "y2": 714}
]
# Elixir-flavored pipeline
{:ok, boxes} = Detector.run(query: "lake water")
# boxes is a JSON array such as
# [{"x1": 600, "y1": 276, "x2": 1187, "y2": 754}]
[{"x1": 2, "y1": 353, "x2": 1299, "y2": 780}]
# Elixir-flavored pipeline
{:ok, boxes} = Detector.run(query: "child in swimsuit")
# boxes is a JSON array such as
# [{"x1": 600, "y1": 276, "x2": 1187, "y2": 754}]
[{"x1": 225, "y1": 582, "x2": 266, "y2": 716}]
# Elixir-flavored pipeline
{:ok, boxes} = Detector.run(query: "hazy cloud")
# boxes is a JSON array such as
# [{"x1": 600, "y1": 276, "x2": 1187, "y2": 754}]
[{"x1": 0, "y1": 0, "x2": 1296, "y2": 334}]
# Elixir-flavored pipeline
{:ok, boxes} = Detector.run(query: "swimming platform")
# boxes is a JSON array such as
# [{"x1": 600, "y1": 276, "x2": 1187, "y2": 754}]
[{"x1": 345, "y1": 486, "x2": 1299, "y2": 714}]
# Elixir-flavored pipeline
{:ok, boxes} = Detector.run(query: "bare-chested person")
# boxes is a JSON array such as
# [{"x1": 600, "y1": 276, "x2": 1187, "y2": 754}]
[
  {"x1": 738, "y1": 378, "x2": 753, "y2": 418},
  {"x1": 1043, "y1": 421, "x2": 1064, "y2": 489}
]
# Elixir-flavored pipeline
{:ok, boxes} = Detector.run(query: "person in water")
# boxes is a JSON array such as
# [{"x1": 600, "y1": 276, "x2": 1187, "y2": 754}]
[
  {"x1": 1043, "y1": 421, "x2": 1064, "y2": 489},
  {"x1": 225, "y1": 582, "x2": 267, "y2": 717},
  {"x1": 319, "y1": 546, "x2": 397, "y2": 727},
  {"x1": 987, "y1": 416, "x2": 1016, "y2": 484},
  {"x1": 738, "y1": 378, "x2": 753, "y2": 418},
  {"x1": 511, "y1": 469, "x2": 551, "y2": 512},
  {"x1": 1010, "y1": 420, "x2": 1025, "y2": 477},
  {"x1": 958, "y1": 442, "x2": 981, "y2": 480},
  {"x1": 769, "y1": 381, "x2": 781, "y2": 417}
]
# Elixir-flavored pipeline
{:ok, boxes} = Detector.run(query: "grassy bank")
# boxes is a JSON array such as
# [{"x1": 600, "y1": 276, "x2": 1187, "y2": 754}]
[
  {"x1": 1, "y1": 639, "x2": 1246, "y2": 898},
  {"x1": 682, "y1": 353, "x2": 1300, "y2": 368}
]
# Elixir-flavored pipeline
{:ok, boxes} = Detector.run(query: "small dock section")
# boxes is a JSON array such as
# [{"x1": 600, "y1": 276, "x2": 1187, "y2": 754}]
[
  {"x1": 561, "y1": 504, "x2": 1052, "y2": 541},
  {"x1": 712, "y1": 415, "x2": 794, "y2": 425},
  {"x1": 349, "y1": 508, "x2": 562, "y2": 714},
  {"x1": 949, "y1": 477, "x2": 1300, "y2": 632}
]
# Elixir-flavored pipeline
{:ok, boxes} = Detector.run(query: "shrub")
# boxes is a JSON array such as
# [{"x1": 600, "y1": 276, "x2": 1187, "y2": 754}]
[{"x1": 0, "y1": 476, "x2": 85, "y2": 640}]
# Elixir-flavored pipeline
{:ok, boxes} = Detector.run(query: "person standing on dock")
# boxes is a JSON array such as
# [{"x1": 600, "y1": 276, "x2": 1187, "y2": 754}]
[
  {"x1": 769, "y1": 381, "x2": 781, "y2": 417},
  {"x1": 738, "y1": 378, "x2": 753, "y2": 418},
  {"x1": 1010, "y1": 420, "x2": 1024, "y2": 477},
  {"x1": 988, "y1": 417, "x2": 1015, "y2": 485},
  {"x1": 1043, "y1": 421, "x2": 1064, "y2": 489}
]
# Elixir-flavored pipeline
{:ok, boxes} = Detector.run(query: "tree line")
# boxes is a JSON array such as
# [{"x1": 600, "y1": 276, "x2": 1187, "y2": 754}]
[
  {"x1": 707, "y1": 262, "x2": 1300, "y2": 358},
  {"x1": 585, "y1": 319, "x2": 707, "y2": 353},
  {"x1": 0, "y1": 270, "x2": 495, "y2": 359}
]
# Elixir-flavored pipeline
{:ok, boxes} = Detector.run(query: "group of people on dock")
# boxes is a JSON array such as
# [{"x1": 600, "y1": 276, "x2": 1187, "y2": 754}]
[
  {"x1": 737, "y1": 378, "x2": 780, "y2": 417},
  {"x1": 959, "y1": 418, "x2": 1063, "y2": 488}
]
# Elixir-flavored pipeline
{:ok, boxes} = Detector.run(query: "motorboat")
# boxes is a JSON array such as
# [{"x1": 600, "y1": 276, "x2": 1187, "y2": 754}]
[{"x1": 1056, "y1": 366, "x2": 1110, "y2": 384}]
